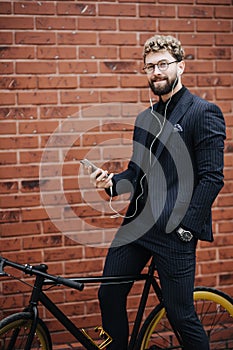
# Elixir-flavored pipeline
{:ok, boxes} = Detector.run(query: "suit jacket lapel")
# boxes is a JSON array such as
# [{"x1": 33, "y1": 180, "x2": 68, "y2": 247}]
[{"x1": 151, "y1": 89, "x2": 193, "y2": 168}]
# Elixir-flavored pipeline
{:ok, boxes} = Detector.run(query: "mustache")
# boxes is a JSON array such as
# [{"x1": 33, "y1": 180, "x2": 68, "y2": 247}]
[{"x1": 150, "y1": 76, "x2": 168, "y2": 83}]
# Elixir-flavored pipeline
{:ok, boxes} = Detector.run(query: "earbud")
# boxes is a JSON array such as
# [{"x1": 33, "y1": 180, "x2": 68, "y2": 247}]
[
  {"x1": 177, "y1": 68, "x2": 182, "y2": 76},
  {"x1": 150, "y1": 98, "x2": 153, "y2": 109}
]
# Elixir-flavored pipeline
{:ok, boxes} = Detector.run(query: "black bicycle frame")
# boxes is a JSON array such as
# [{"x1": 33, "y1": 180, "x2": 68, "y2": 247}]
[
  {"x1": 22, "y1": 258, "x2": 161, "y2": 350},
  {"x1": 1, "y1": 256, "x2": 181, "y2": 350}
]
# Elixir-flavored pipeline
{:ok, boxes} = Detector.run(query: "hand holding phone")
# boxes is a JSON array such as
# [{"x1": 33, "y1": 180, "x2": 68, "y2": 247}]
[
  {"x1": 80, "y1": 158, "x2": 98, "y2": 173},
  {"x1": 80, "y1": 158, "x2": 113, "y2": 189}
]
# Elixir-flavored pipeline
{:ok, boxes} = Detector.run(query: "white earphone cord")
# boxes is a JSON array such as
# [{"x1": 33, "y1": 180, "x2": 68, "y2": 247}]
[{"x1": 109, "y1": 75, "x2": 178, "y2": 219}]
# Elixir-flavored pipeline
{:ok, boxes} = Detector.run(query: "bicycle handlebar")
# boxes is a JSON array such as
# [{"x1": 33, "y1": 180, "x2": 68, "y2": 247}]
[{"x1": 0, "y1": 256, "x2": 84, "y2": 291}]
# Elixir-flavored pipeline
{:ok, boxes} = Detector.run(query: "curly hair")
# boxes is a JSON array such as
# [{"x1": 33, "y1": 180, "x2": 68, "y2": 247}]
[{"x1": 143, "y1": 35, "x2": 185, "y2": 63}]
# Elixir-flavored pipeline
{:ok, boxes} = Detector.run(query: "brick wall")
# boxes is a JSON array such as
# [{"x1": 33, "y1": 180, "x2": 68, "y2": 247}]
[{"x1": 0, "y1": 0, "x2": 232, "y2": 347}]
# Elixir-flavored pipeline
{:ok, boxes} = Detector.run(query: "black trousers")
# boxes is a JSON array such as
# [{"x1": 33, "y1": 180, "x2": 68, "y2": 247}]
[{"x1": 98, "y1": 229, "x2": 209, "y2": 350}]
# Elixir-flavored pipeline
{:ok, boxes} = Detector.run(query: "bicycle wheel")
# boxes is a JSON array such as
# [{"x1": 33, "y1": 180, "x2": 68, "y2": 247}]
[
  {"x1": 0, "y1": 311, "x2": 52, "y2": 350},
  {"x1": 136, "y1": 287, "x2": 233, "y2": 350}
]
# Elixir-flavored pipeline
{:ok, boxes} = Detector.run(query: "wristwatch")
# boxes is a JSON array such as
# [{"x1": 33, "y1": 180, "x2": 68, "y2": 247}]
[{"x1": 176, "y1": 227, "x2": 193, "y2": 242}]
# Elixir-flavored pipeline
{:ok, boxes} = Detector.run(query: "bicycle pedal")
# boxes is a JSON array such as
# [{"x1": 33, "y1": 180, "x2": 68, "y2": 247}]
[{"x1": 81, "y1": 326, "x2": 112, "y2": 349}]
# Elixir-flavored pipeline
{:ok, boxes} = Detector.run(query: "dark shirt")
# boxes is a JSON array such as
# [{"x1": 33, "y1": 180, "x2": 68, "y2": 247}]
[
  {"x1": 156, "y1": 85, "x2": 187, "y2": 119},
  {"x1": 144, "y1": 86, "x2": 187, "y2": 172}
]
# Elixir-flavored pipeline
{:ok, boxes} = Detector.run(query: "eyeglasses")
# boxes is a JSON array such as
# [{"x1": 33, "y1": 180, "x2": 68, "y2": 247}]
[{"x1": 143, "y1": 60, "x2": 178, "y2": 74}]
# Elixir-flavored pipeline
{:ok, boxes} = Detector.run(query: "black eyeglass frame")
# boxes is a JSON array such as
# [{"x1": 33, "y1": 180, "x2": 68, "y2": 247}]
[{"x1": 143, "y1": 60, "x2": 178, "y2": 74}]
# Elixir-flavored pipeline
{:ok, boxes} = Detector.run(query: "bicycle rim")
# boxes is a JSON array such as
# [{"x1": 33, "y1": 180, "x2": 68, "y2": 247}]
[
  {"x1": 0, "y1": 312, "x2": 52, "y2": 350},
  {"x1": 137, "y1": 287, "x2": 233, "y2": 350}
]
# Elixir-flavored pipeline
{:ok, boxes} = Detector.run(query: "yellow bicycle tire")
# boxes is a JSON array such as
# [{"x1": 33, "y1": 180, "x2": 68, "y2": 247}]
[
  {"x1": 137, "y1": 287, "x2": 233, "y2": 350},
  {"x1": 0, "y1": 312, "x2": 52, "y2": 350}
]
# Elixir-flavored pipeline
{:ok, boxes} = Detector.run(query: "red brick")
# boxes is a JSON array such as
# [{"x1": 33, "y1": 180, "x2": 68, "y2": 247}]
[
  {"x1": 0, "y1": 76, "x2": 37, "y2": 89},
  {"x1": 78, "y1": 18, "x2": 116, "y2": 31},
  {"x1": 0, "y1": 92, "x2": 15, "y2": 105},
  {"x1": 216, "y1": 34, "x2": 233, "y2": 46},
  {"x1": 216, "y1": 60, "x2": 233, "y2": 73},
  {"x1": 197, "y1": 0, "x2": 231, "y2": 4},
  {"x1": 0, "y1": 210, "x2": 20, "y2": 223},
  {"x1": 57, "y1": 32, "x2": 96, "y2": 45},
  {"x1": 58, "y1": 61, "x2": 97, "y2": 74},
  {"x1": 44, "y1": 247, "x2": 83, "y2": 262},
  {"x1": 0, "y1": 237, "x2": 21, "y2": 252},
  {"x1": 216, "y1": 88, "x2": 233, "y2": 100},
  {"x1": 80, "y1": 75, "x2": 118, "y2": 88},
  {"x1": 159, "y1": 19, "x2": 194, "y2": 32},
  {"x1": 36, "y1": 17, "x2": 76, "y2": 30},
  {"x1": 99, "y1": 4, "x2": 136, "y2": 16},
  {"x1": 224, "y1": 154, "x2": 233, "y2": 167},
  {"x1": 0, "y1": 107, "x2": 37, "y2": 120},
  {"x1": 120, "y1": 47, "x2": 144, "y2": 60},
  {"x1": 201, "y1": 261, "x2": 233, "y2": 275},
  {"x1": 197, "y1": 20, "x2": 231, "y2": 32},
  {"x1": 38, "y1": 76, "x2": 77, "y2": 89},
  {"x1": 99, "y1": 33, "x2": 137, "y2": 45},
  {"x1": 159, "y1": 0, "x2": 193, "y2": 2},
  {"x1": 219, "y1": 221, "x2": 233, "y2": 234},
  {"x1": 16, "y1": 61, "x2": 56, "y2": 74},
  {"x1": 18, "y1": 92, "x2": 58, "y2": 105},
  {"x1": 0, "y1": 165, "x2": 39, "y2": 180},
  {"x1": 0, "y1": 2, "x2": 11, "y2": 14},
  {"x1": 79, "y1": 46, "x2": 117, "y2": 59},
  {"x1": 57, "y1": 3, "x2": 96, "y2": 16},
  {"x1": 0, "y1": 121, "x2": 16, "y2": 134},
  {"x1": 219, "y1": 246, "x2": 233, "y2": 260},
  {"x1": 37, "y1": 46, "x2": 76, "y2": 59},
  {"x1": 15, "y1": 32, "x2": 56, "y2": 45},
  {"x1": 100, "y1": 90, "x2": 138, "y2": 103},
  {"x1": 40, "y1": 106, "x2": 79, "y2": 119},
  {"x1": 197, "y1": 75, "x2": 231, "y2": 87},
  {"x1": 0, "y1": 62, "x2": 13, "y2": 74},
  {"x1": 120, "y1": 18, "x2": 156, "y2": 31},
  {"x1": 0, "y1": 31, "x2": 12, "y2": 44},
  {"x1": 64, "y1": 259, "x2": 103, "y2": 275},
  {"x1": 185, "y1": 61, "x2": 214, "y2": 73},
  {"x1": 0, "y1": 181, "x2": 18, "y2": 194},
  {"x1": 1, "y1": 222, "x2": 41, "y2": 237},
  {"x1": 215, "y1": 6, "x2": 233, "y2": 18},
  {"x1": 100, "y1": 61, "x2": 139, "y2": 74},
  {"x1": 60, "y1": 90, "x2": 99, "y2": 104},
  {"x1": 140, "y1": 4, "x2": 175, "y2": 17},
  {"x1": 120, "y1": 75, "x2": 147, "y2": 88},
  {"x1": 0, "y1": 152, "x2": 16, "y2": 165},
  {"x1": 19, "y1": 120, "x2": 58, "y2": 134},
  {"x1": 0, "y1": 17, "x2": 33, "y2": 29},
  {"x1": 178, "y1": 6, "x2": 213, "y2": 18},
  {"x1": 179, "y1": 33, "x2": 214, "y2": 46},
  {"x1": 23, "y1": 234, "x2": 63, "y2": 249},
  {"x1": 0, "y1": 46, "x2": 34, "y2": 59},
  {"x1": 14, "y1": 1, "x2": 55, "y2": 14},
  {"x1": 212, "y1": 207, "x2": 233, "y2": 221},
  {"x1": 218, "y1": 194, "x2": 233, "y2": 207},
  {"x1": 197, "y1": 47, "x2": 231, "y2": 59}
]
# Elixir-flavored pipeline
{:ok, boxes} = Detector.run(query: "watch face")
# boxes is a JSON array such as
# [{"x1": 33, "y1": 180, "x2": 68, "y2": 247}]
[
  {"x1": 183, "y1": 231, "x2": 192, "y2": 241},
  {"x1": 177, "y1": 229, "x2": 193, "y2": 242}
]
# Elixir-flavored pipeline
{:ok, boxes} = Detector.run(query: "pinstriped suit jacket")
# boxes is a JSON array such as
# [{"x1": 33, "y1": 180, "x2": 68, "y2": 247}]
[{"x1": 109, "y1": 89, "x2": 225, "y2": 242}]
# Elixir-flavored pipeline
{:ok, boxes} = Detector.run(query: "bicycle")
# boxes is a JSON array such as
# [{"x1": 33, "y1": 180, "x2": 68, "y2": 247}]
[{"x1": 0, "y1": 255, "x2": 232, "y2": 350}]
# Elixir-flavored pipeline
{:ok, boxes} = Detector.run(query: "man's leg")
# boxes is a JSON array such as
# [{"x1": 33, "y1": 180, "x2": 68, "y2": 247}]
[
  {"x1": 154, "y1": 232, "x2": 209, "y2": 350},
  {"x1": 98, "y1": 243, "x2": 151, "y2": 350}
]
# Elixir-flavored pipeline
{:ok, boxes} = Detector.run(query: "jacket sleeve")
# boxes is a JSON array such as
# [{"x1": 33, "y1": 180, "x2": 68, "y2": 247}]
[{"x1": 181, "y1": 102, "x2": 225, "y2": 236}]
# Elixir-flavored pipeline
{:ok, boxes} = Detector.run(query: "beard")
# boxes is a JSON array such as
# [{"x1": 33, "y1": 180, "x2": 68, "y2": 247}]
[{"x1": 149, "y1": 75, "x2": 178, "y2": 96}]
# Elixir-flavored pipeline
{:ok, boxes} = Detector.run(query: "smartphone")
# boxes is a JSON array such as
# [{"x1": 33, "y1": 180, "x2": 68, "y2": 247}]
[{"x1": 80, "y1": 158, "x2": 98, "y2": 173}]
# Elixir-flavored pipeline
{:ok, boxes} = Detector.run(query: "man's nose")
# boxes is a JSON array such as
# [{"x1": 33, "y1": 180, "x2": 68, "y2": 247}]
[{"x1": 153, "y1": 65, "x2": 162, "y2": 74}]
